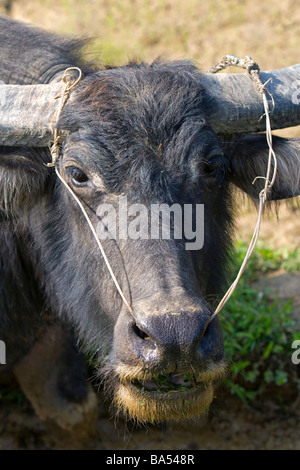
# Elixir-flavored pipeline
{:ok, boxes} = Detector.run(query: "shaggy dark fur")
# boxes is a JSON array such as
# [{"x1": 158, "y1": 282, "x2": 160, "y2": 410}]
[{"x1": 0, "y1": 16, "x2": 299, "y2": 423}]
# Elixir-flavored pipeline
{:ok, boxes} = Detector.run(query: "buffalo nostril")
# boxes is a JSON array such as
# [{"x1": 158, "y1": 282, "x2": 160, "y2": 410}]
[{"x1": 132, "y1": 323, "x2": 149, "y2": 340}]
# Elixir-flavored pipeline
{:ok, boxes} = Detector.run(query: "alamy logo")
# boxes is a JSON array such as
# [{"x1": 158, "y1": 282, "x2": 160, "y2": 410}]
[
  {"x1": 292, "y1": 80, "x2": 300, "y2": 105},
  {"x1": 0, "y1": 340, "x2": 6, "y2": 365},
  {"x1": 96, "y1": 197, "x2": 204, "y2": 250},
  {"x1": 291, "y1": 340, "x2": 300, "y2": 365}
]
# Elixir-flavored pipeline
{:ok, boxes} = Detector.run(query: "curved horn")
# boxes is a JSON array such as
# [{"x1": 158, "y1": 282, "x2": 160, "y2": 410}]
[
  {"x1": 201, "y1": 64, "x2": 300, "y2": 134},
  {"x1": 1, "y1": 64, "x2": 299, "y2": 145},
  {"x1": 0, "y1": 82, "x2": 64, "y2": 146}
]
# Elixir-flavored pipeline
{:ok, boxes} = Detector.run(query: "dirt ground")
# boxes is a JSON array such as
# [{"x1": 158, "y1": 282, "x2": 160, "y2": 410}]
[
  {"x1": 0, "y1": 392, "x2": 299, "y2": 450},
  {"x1": 0, "y1": 203, "x2": 299, "y2": 451}
]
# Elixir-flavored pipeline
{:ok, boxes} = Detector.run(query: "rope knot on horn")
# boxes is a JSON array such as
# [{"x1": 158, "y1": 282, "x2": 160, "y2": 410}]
[{"x1": 47, "y1": 67, "x2": 82, "y2": 167}]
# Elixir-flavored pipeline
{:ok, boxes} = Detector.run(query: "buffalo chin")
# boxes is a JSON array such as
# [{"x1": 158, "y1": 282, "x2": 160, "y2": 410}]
[{"x1": 113, "y1": 381, "x2": 214, "y2": 424}]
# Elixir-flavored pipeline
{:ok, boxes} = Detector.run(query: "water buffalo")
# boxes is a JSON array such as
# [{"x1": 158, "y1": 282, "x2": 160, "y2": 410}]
[{"x1": 0, "y1": 16, "x2": 299, "y2": 432}]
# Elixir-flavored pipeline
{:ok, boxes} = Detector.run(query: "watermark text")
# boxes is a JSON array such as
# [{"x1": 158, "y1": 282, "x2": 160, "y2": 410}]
[
  {"x1": 0, "y1": 340, "x2": 6, "y2": 365},
  {"x1": 292, "y1": 80, "x2": 300, "y2": 105},
  {"x1": 96, "y1": 196, "x2": 204, "y2": 250},
  {"x1": 291, "y1": 339, "x2": 300, "y2": 365}
]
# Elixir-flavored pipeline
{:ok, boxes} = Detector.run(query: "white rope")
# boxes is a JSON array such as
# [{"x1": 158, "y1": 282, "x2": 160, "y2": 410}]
[
  {"x1": 49, "y1": 67, "x2": 134, "y2": 315},
  {"x1": 47, "y1": 67, "x2": 82, "y2": 168},
  {"x1": 209, "y1": 55, "x2": 278, "y2": 322},
  {"x1": 50, "y1": 60, "x2": 277, "y2": 325},
  {"x1": 54, "y1": 166, "x2": 134, "y2": 314}
]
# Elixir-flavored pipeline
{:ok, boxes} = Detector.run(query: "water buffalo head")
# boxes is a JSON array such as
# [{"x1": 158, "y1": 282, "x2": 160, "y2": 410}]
[{"x1": 0, "y1": 59, "x2": 299, "y2": 423}]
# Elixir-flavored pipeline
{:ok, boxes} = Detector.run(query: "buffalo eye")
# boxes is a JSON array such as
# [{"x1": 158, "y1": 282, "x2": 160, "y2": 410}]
[
  {"x1": 70, "y1": 167, "x2": 89, "y2": 186},
  {"x1": 203, "y1": 155, "x2": 227, "y2": 179},
  {"x1": 203, "y1": 156, "x2": 221, "y2": 174}
]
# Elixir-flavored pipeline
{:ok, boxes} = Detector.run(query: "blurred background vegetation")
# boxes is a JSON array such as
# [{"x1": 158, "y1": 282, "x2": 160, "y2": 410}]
[
  {"x1": 1, "y1": 0, "x2": 299, "y2": 69},
  {"x1": 1, "y1": 0, "x2": 299, "y2": 138}
]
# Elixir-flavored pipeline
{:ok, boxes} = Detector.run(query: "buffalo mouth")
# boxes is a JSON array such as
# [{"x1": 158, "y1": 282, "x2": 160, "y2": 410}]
[
  {"x1": 131, "y1": 372, "x2": 199, "y2": 394},
  {"x1": 112, "y1": 370, "x2": 222, "y2": 424}
]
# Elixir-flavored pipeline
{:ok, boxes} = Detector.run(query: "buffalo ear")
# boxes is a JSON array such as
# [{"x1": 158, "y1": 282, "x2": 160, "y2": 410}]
[
  {"x1": 226, "y1": 134, "x2": 300, "y2": 201},
  {"x1": 0, "y1": 147, "x2": 50, "y2": 217}
]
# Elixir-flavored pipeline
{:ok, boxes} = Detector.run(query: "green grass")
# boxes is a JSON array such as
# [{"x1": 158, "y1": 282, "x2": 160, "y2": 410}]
[
  {"x1": 0, "y1": 386, "x2": 26, "y2": 406},
  {"x1": 221, "y1": 241, "x2": 300, "y2": 404}
]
